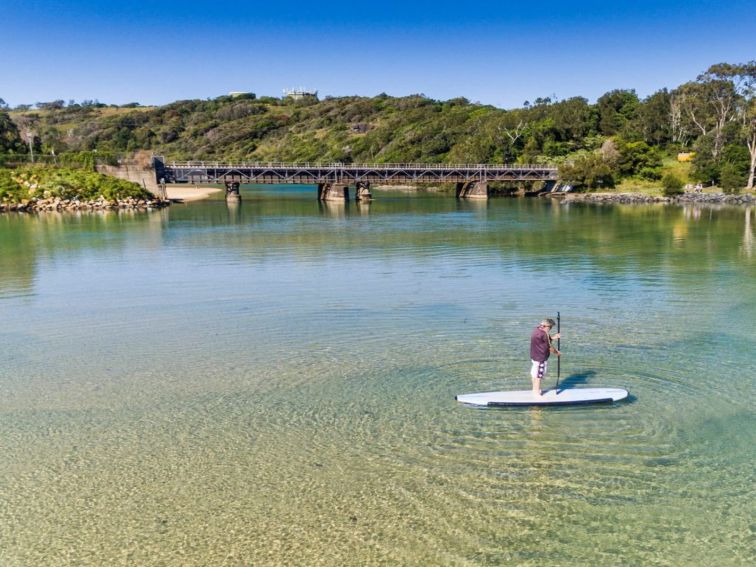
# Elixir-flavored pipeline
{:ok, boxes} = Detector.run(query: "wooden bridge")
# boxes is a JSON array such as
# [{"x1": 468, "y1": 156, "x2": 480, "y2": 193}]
[{"x1": 152, "y1": 157, "x2": 559, "y2": 201}]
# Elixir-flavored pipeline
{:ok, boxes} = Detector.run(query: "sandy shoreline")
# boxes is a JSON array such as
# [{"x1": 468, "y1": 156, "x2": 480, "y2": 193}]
[{"x1": 164, "y1": 185, "x2": 223, "y2": 201}]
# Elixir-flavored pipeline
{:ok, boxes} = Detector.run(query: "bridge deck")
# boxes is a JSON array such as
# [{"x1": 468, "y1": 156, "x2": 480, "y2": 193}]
[{"x1": 153, "y1": 158, "x2": 558, "y2": 185}]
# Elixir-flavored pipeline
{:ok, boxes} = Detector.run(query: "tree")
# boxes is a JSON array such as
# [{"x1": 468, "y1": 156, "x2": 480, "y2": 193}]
[
  {"x1": 0, "y1": 111, "x2": 24, "y2": 153},
  {"x1": 613, "y1": 138, "x2": 663, "y2": 179},
  {"x1": 708, "y1": 62, "x2": 756, "y2": 188},
  {"x1": 549, "y1": 96, "x2": 597, "y2": 141},
  {"x1": 662, "y1": 173, "x2": 684, "y2": 196},
  {"x1": 719, "y1": 162, "x2": 743, "y2": 193},
  {"x1": 13, "y1": 114, "x2": 41, "y2": 161},
  {"x1": 596, "y1": 89, "x2": 639, "y2": 135},
  {"x1": 683, "y1": 62, "x2": 756, "y2": 186},
  {"x1": 675, "y1": 82, "x2": 716, "y2": 142},
  {"x1": 36, "y1": 100, "x2": 65, "y2": 110},
  {"x1": 634, "y1": 89, "x2": 673, "y2": 146},
  {"x1": 692, "y1": 64, "x2": 741, "y2": 158},
  {"x1": 745, "y1": 98, "x2": 756, "y2": 188},
  {"x1": 690, "y1": 135, "x2": 719, "y2": 185},
  {"x1": 721, "y1": 143, "x2": 751, "y2": 183},
  {"x1": 502, "y1": 119, "x2": 526, "y2": 146},
  {"x1": 669, "y1": 90, "x2": 689, "y2": 146},
  {"x1": 559, "y1": 152, "x2": 615, "y2": 190},
  {"x1": 487, "y1": 111, "x2": 529, "y2": 162}
]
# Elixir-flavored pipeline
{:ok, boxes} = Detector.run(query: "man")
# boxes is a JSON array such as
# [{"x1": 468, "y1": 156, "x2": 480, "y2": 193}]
[{"x1": 530, "y1": 318, "x2": 561, "y2": 397}]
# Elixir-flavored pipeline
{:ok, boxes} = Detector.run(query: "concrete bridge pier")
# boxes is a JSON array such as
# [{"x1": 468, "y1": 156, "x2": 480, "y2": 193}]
[
  {"x1": 318, "y1": 183, "x2": 349, "y2": 202},
  {"x1": 225, "y1": 181, "x2": 241, "y2": 202},
  {"x1": 456, "y1": 181, "x2": 488, "y2": 199},
  {"x1": 355, "y1": 182, "x2": 372, "y2": 202}
]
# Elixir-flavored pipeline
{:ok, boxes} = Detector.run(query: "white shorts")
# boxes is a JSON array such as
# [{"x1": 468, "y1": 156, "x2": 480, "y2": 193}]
[{"x1": 530, "y1": 359, "x2": 548, "y2": 380}]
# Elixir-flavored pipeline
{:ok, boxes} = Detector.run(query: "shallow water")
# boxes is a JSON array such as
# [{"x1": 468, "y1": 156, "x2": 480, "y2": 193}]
[{"x1": 1, "y1": 188, "x2": 754, "y2": 565}]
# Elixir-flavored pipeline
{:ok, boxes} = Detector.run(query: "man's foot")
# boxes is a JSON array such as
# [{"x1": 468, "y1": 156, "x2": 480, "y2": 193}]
[{"x1": 532, "y1": 390, "x2": 542, "y2": 397}]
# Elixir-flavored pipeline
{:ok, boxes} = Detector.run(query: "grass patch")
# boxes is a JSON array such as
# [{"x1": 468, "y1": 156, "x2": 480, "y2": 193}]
[
  {"x1": 0, "y1": 165, "x2": 153, "y2": 204},
  {"x1": 613, "y1": 178, "x2": 664, "y2": 196}
]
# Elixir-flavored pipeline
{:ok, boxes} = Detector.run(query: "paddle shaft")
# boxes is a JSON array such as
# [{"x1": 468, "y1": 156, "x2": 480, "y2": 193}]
[{"x1": 555, "y1": 312, "x2": 561, "y2": 389}]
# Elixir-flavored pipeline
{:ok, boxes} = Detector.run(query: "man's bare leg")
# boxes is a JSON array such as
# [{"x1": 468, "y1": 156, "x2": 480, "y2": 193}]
[{"x1": 531, "y1": 376, "x2": 542, "y2": 397}]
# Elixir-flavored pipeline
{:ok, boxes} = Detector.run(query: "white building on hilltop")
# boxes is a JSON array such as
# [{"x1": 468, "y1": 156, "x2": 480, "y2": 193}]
[{"x1": 283, "y1": 87, "x2": 318, "y2": 101}]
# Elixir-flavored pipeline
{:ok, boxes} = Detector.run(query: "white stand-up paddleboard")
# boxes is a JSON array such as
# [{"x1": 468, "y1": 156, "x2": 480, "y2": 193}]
[{"x1": 455, "y1": 387, "x2": 629, "y2": 407}]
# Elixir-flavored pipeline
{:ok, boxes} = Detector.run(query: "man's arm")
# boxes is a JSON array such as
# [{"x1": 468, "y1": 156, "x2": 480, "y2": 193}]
[{"x1": 548, "y1": 332, "x2": 561, "y2": 356}]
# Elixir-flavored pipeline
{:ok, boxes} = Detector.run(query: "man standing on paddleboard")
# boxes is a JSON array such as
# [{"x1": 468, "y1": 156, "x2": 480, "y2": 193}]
[{"x1": 530, "y1": 318, "x2": 561, "y2": 396}]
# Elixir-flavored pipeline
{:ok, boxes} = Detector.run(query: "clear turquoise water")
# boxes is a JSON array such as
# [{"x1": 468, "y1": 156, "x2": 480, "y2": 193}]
[{"x1": 1, "y1": 189, "x2": 754, "y2": 565}]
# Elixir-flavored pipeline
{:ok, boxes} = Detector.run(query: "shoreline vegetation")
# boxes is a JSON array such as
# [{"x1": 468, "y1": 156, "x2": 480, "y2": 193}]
[
  {"x1": 0, "y1": 60, "x2": 753, "y2": 209},
  {"x1": 0, "y1": 165, "x2": 168, "y2": 212},
  {"x1": 2, "y1": 163, "x2": 754, "y2": 213}
]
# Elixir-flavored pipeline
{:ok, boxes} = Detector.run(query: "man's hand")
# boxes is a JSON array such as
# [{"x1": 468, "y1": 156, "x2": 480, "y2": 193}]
[{"x1": 551, "y1": 333, "x2": 561, "y2": 340}]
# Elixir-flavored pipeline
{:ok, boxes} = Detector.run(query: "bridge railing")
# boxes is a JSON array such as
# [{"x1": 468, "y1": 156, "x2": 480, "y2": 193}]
[{"x1": 162, "y1": 160, "x2": 557, "y2": 170}]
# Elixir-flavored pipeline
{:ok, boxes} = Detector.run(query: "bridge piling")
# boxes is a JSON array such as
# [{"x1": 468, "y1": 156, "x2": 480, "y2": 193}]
[
  {"x1": 319, "y1": 183, "x2": 350, "y2": 202},
  {"x1": 225, "y1": 181, "x2": 241, "y2": 202},
  {"x1": 355, "y1": 182, "x2": 372, "y2": 202}
]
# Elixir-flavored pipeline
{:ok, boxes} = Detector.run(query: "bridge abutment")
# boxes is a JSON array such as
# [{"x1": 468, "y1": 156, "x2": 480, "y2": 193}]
[{"x1": 456, "y1": 181, "x2": 488, "y2": 199}]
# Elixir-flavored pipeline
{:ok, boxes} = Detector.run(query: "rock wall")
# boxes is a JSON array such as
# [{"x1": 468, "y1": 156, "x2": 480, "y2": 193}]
[
  {"x1": 1, "y1": 196, "x2": 169, "y2": 213},
  {"x1": 560, "y1": 192, "x2": 755, "y2": 206}
]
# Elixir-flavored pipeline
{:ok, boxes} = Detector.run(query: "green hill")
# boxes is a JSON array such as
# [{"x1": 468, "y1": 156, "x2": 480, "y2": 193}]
[
  {"x1": 7, "y1": 94, "x2": 578, "y2": 164},
  {"x1": 2, "y1": 60, "x2": 754, "y2": 191}
]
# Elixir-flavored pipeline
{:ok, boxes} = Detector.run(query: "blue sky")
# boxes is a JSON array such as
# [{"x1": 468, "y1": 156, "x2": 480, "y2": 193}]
[{"x1": 2, "y1": 1, "x2": 754, "y2": 109}]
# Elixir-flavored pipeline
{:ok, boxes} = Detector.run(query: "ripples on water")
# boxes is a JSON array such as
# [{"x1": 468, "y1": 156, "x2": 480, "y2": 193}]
[{"x1": 0, "y1": 193, "x2": 754, "y2": 565}]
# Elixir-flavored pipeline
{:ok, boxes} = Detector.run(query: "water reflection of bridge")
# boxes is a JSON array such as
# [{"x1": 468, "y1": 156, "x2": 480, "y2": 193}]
[{"x1": 152, "y1": 157, "x2": 558, "y2": 202}]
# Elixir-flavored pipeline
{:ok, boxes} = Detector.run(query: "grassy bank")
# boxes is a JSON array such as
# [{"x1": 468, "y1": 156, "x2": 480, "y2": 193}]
[{"x1": 0, "y1": 165, "x2": 154, "y2": 205}]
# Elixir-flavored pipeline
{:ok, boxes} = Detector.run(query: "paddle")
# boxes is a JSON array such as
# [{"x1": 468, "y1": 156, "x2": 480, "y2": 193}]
[{"x1": 555, "y1": 311, "x2": 561, "y2": 392}]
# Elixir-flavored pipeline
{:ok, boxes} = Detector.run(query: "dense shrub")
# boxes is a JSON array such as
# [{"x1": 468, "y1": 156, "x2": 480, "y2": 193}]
[
  {"x1": 662, "y1": 173, "x2": 684, "y2": 196},
  {"x1": 2, "y1": 165, "x2": 152, "y2": 202},
  {"x1": 719, "y1": 163, "x2": 743, "y2": 194},
  {"x1": 0, "y1": 111, "x2": 24, "y2": 153},
  {"x1": 558, "y1": 152, "x2": 615, "y2": 190},
  {"x1": 0, "y1": 169, "x2": 25, "y2": 202},
  {"x1": 613, "y1": 138, "x2": 663, "y2": 178}
]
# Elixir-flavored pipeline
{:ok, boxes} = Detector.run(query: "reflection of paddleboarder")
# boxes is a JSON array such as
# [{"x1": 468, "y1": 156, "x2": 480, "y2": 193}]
[{"x1": 530, "y1": 318, "x2": 561, "y2": 397}]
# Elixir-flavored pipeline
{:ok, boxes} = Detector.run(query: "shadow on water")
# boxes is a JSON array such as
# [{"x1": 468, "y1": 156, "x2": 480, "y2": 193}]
[
  {"x1": 555, "y1": 369, "x2": 597, "y2": 389},
  {"x1": 471, "y1": 399, "x2": 632, "y2": 413},
  {"x1": 556, "y1": 369, "x2": 638, "y2": 405},
  {"x1": 625, "y1": 393, "x2": 639, "y2": 404}
]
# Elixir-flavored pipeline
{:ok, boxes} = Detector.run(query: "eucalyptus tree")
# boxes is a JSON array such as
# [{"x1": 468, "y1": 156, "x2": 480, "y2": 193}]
[
  {"x1": 687, "y1": 62, "x2": 756, "y2": 187},
  {"x1": 709, "y1": 62, "x2": 756, "y2": 188},
  {"x1": 745, "y1": 97, "x2": 756, "y2": 188},
  {"x1": 674, "y1": 81, "x2": 718, "y2": 149},
  {"x1": 669, "y1": 89, "x2": 697, "y2": 146},
  {"x1": 696, "y1": 63, "x2": 752, "y2": 159},
  {"x1": 491, "y1": 110, "x2": 530, "y2": 163}
]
